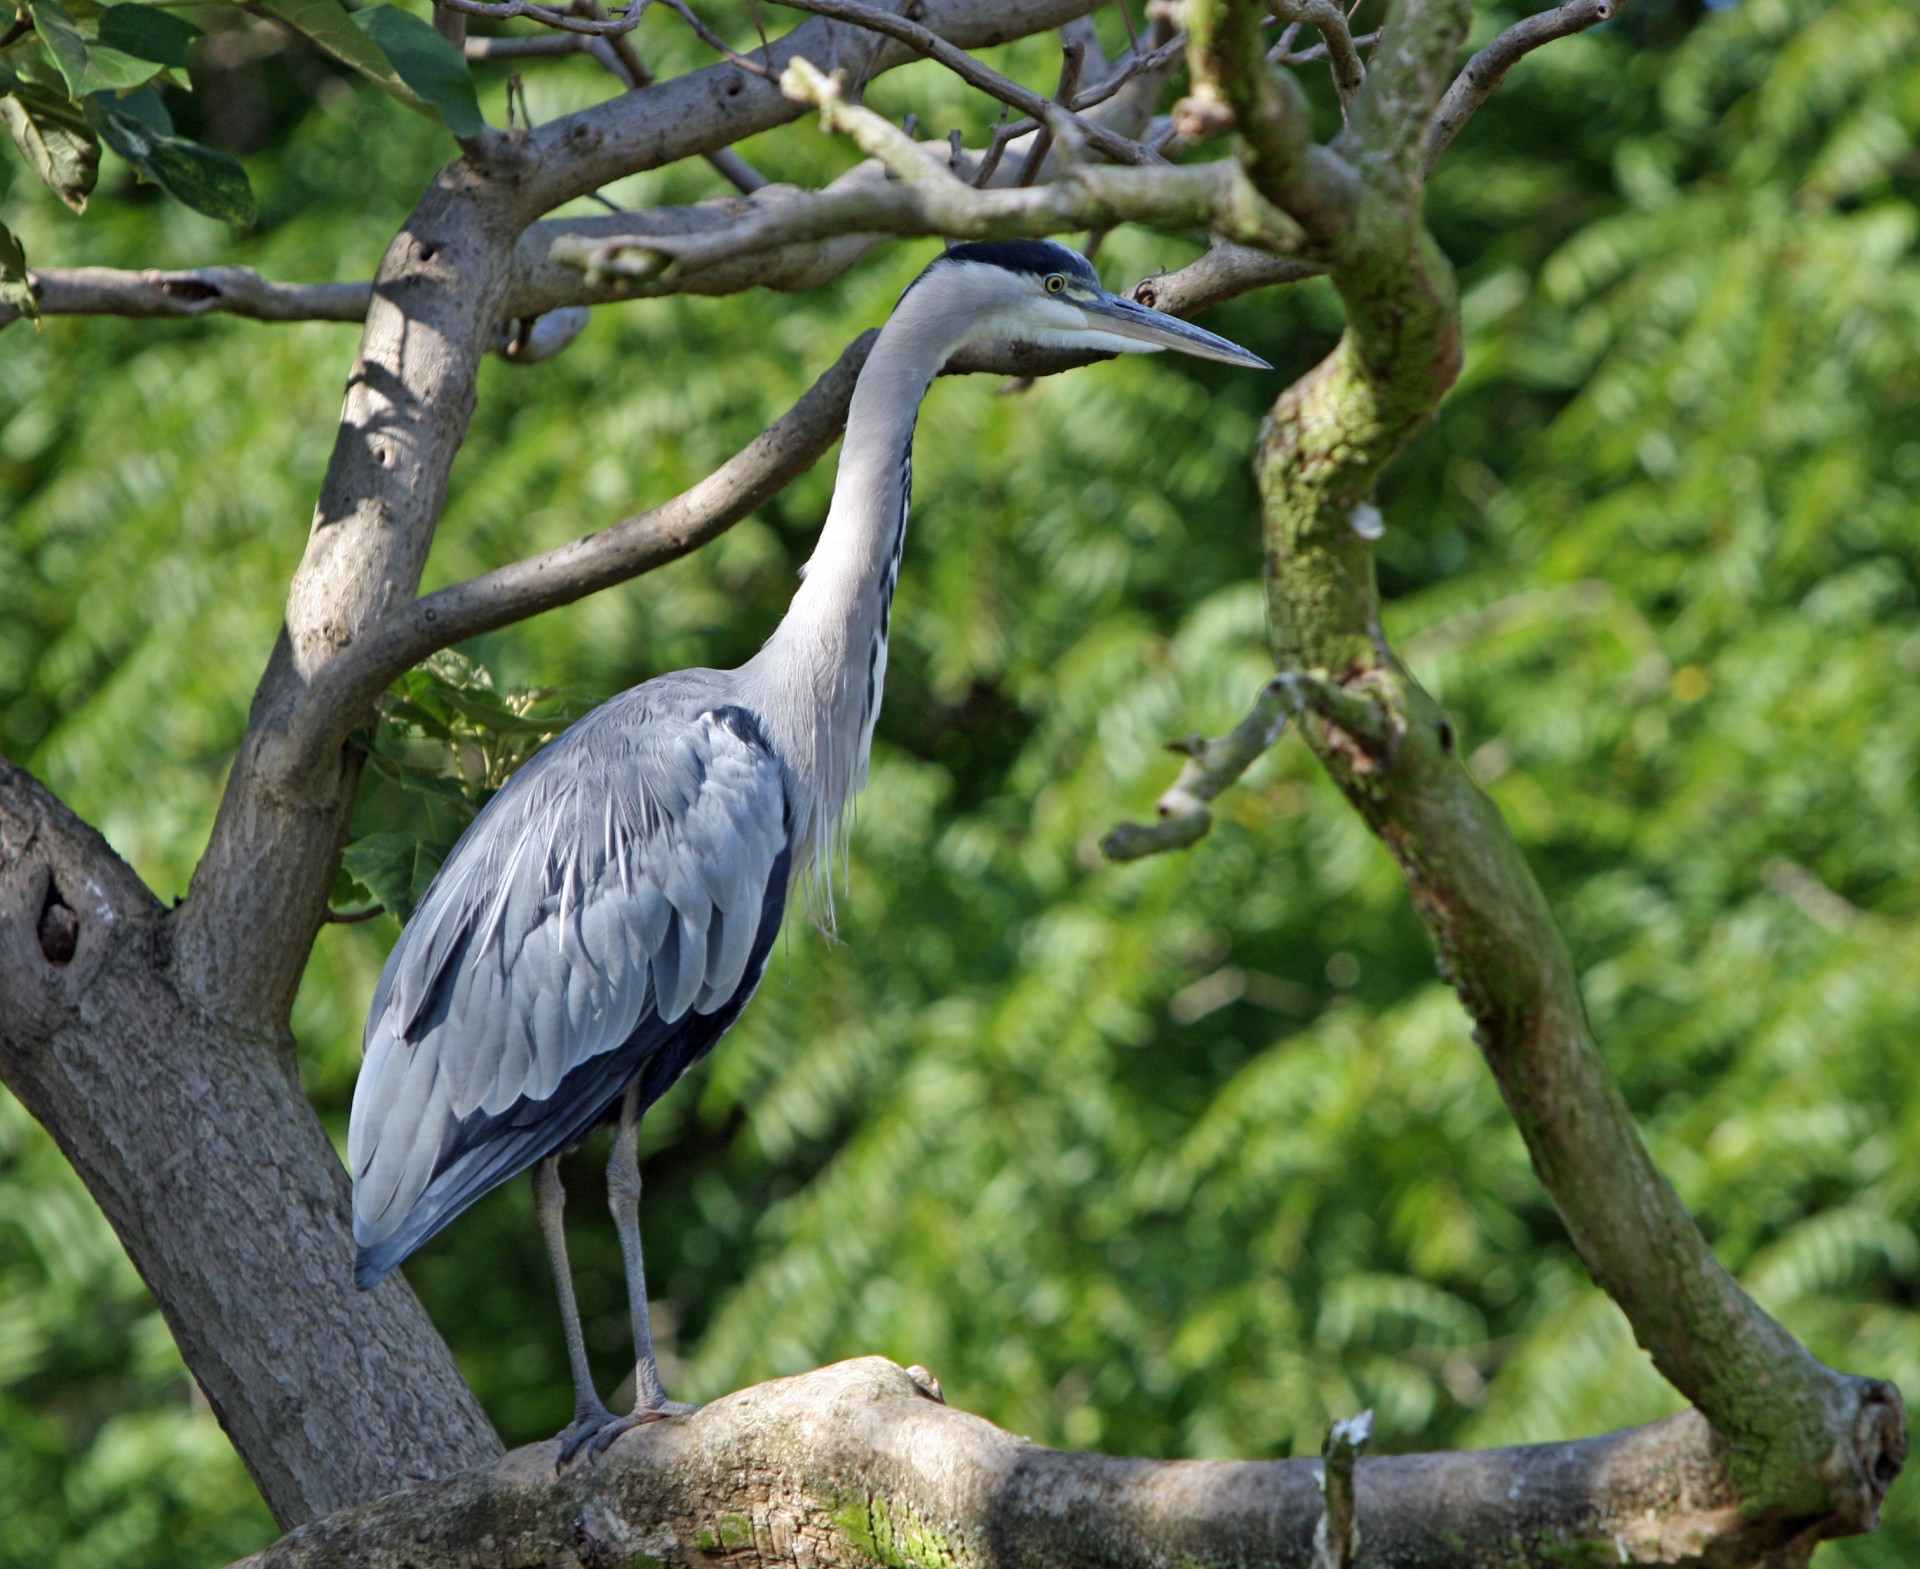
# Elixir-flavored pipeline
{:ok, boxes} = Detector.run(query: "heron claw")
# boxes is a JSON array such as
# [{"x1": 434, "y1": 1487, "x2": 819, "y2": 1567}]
[{"x1": 555, "y1": 1398, "x2": 698, "y2": 1467}]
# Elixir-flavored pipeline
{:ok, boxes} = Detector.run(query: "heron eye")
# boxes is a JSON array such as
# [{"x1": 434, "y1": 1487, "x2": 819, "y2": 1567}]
[{"x1": 1044, "y1": 274, "x2": 1067, "y2": 295}]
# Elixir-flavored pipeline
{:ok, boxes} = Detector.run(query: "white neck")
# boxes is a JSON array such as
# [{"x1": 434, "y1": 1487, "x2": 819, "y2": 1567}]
[{"x1": 742, "y1": 277, "x2": 979, "y2": 895}]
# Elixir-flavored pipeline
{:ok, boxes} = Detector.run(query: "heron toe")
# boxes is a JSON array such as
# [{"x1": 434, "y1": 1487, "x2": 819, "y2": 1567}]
[{"x1": 585, "y1": 1397, "x2": 700, "y2": 1455}]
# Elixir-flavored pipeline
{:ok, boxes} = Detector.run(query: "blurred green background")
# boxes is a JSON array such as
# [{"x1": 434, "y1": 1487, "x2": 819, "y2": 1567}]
[{"x1": 3, "y1": 0, "x2": 1917, "y2": 1562}]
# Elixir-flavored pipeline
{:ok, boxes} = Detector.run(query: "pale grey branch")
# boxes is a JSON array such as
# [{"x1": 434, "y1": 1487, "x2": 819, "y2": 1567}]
[
  {"x1": 0, "y1": 267, "x2": 370, "y2": 331},
  {"x1": 764, "y1": 0, "x2": 1161, "y2": 165},
  {"x1": 224, "y1": 1357, "x2": 1895, "y2": 1569}
]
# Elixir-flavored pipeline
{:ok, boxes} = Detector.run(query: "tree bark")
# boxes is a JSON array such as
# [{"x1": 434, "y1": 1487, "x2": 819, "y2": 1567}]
[
  {"x1": 227, "y1": 1358, "x2": 1902, "y2": 1569},
  {"x1": 0, "y1": 759, "x2": 500, "y2": 1523}
]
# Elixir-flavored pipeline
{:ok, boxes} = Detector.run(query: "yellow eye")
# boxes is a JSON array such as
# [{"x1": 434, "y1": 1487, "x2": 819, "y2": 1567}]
[{"x1": 1044, "y1": 274, "x2": 1067, "y2": 295}]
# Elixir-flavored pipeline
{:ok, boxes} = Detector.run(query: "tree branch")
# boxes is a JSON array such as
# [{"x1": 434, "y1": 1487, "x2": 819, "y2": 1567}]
[
  {"x1": 1187, "y1": 0, "x2": 1912, "y2": 1530},
  {"x1": 1271, "y1": 0, "x2": 1364, "y2": 106},
  {"x1": 765, "y1": 0, "x2": 1159, "y2": 165},
  {"x1": 226, "y1": 1358, "x2": 1903, "y2": 1568},
  {"x1": 1423, "y1": 0, "x2": 1614, "y2": 171},
  {"x1": 0, "y1": 267, "x2": 371, "y2": 331},
  {"x1": 552, "y1": 59, "x2": 1300, "y2": 281},
  {"x1": 516, "y1": 0, "x2": 1112, "y2": 214}
]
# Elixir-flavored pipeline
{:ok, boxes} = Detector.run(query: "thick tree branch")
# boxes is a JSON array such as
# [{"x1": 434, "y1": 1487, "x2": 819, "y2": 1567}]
[
  {"x1": 1181, "y1": 0, "x2": 1912, "y2": 1533},
  {"x1": 228, "y1": 1358, "x2": 1902, "y2": 1568},
  {"x1": 0, "y1": 758, "x2": 500, "y2": 1528},
  {"x1": 515, "y1": 0, "x2": 1109, "y2": 215}
]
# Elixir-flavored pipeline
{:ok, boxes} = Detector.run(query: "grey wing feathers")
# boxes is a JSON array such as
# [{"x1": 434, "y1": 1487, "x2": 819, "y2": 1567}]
[{"x1": 349, "y1": 687, "x2": 791, "y2": 1276}]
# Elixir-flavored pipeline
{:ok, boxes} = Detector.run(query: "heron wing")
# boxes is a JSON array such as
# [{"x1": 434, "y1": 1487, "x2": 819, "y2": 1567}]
[{"x1": 349, "y1": 693, "x2": 792, "y2": 1282}]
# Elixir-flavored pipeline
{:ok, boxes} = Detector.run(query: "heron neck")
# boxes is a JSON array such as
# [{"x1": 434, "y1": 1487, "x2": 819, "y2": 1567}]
[{"x1": 751, "y1": 301, "x2": 963, "y2": 884}]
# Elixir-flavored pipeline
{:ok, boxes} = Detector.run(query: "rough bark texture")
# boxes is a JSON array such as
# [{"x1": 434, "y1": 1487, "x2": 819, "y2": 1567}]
[
  {"x1": 0, "y1": 759, "x2": 500, "y2": 1522},
  {"x1": 228, "y1": 1359, "x2": 1886, "y2": 1569}
]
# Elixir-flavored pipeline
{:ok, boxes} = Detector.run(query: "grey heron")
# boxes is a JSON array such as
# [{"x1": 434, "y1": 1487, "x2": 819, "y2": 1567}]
[{"x1": 349, "y1": 238, "x2": 1268, "y2": 1459}]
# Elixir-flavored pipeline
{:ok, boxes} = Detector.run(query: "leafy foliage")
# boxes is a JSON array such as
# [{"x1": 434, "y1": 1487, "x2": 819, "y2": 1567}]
[
  {"x1": 0, "y1": 0, "x2": 1916, "y2": 1564},
  {"x1": 0, "y1": 0, "x2": 489, "y2": 277},
  {"x1": 338, "y1": 651, "x2": 592, "y2": 922}
]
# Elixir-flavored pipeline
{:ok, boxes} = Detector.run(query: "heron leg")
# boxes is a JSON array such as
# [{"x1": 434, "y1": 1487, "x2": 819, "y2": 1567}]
[
  {"x1": 533, "y1": 1155, "x2": 620, "y2": 1464},
  {"x1": 597, "y1": 1081, "x2": 696, "y2": 1450}
]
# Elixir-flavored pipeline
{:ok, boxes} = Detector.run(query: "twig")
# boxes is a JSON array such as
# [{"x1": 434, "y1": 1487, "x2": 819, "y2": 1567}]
[
  {"x1": 1276, "y1": 26, "x2": 1378, "y2": 64},
  {"x1": 972, "y1": 107, "x2": 1018, "y2": 186},
  {"x1": 967, "y1": 30, "x2": 1186, "y2": 175},
  {"x1": 1269, "y1": 0, "x2": 1364, "y2": 103},
  {"x1": 323, "y1": 905, "x2": 386, "y2": 925},
  {"x1": 0, "y1": 9, "x2": 33, "y2": 48},
  {"x1": 577, "y1": 0, "x2": 771, "y2": 191},
  {"x1": 432, "y1": 0, "x2": 649, "y2": 36},
  {"x1": 1112, "y1": 0, "x2": 1140, "y2": 53},
  {"x1": 1013, "y1": 37, "x2": 1087, "y2": 186},
  {"x1": 1311, "y1": 1412, "x2": 1374, "y2": 1569},
  {"x1": 764, "y1": 0, "x2": 1161, "y2": 166},
  {"x1": 1102, "y1": 671, "x2": 1384, "y2": 861},
  {"x1": 465, "y1": 32, "x2": 586, "y2": 55},
  {"x1": 664, "y1": 0, "x2": 774, "y2": 75},
  {"x1": 551, "y1": 64, "x2": 1303, "y2": 283},
  {"x1": 1425, "y1": 0, "x2": 1614, "y2": 171}
]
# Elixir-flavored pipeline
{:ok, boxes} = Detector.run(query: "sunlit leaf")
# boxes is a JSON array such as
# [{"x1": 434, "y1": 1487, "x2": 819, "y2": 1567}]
[{"x1": 85, "y1": 93, "x2": 254, "y2": 224}]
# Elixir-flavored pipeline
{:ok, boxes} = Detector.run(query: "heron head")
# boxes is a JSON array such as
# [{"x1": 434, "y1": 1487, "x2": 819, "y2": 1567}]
[{"x1": 914, "y1": 238, "x2": 1271, "y2": 370}]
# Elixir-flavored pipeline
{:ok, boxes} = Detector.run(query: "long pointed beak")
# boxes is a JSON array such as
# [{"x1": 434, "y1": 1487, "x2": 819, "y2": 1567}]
[{"x1": 1086, "y1": 290, "x2": 1272, "y2": 369}]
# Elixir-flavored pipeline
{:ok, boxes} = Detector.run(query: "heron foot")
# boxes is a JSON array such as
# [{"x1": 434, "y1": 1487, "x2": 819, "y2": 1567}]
[
  {"x1": 586, "y1": 1397, "x2": 700, "y2": 1455},
  {"x1": 554, "y1": 1398, "x2": 698, "y2": 1466}
]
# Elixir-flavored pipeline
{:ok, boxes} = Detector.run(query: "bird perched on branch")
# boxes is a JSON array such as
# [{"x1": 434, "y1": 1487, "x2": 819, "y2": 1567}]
[{"x1": 348, "y1": 238, "x2": 1269, "y2": 1459}]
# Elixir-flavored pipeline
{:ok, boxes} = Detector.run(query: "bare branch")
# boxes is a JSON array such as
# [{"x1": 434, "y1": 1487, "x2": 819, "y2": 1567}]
[
  {"x1": 1012, "y1": 35, "x2": 1086, "y2": 184},
  {"x1": 435, "y1": 0, "x2": 648, "y2": 36},
  {"x1": 226, "y1": 1358, "x2": 1904, "y2": 1569},
  {"x1": 1102, "y1": 676, "x2": 1297, "y2": 860},
  {"x1": 1273, "y1": 26, "x2": 1379, "y2": 66},
  {"x1": 1271, "y1": 0, "x2": 1364, "y2": 105},
  {"x1": 516, "y1": 0, "x2": 1113, "y2": 214},
  {"x1": 575, "y1": 4, "x2": 771, "y2": 193},
  {"x1": 765, "y1": 0, "x2": 1161, "y2": 165},
  {"x1": 1102, "y1": 669, "x2": 1382, "y2": 860},
  {"x1": 1424, "y1": 0, "x2": 1614, "y2": 171},
  {"x1": 1, "y1": 266, "x2": 370, "y2": 330},
  {"x1": 295, "y1": 332, "x2": 875, "y2": 737},
  {"x1": 663, "y1": 0, "x2": 774, "y2": 74},
  {"x1": 552, "y1": 63, "x2": 1301, "y2": 281},
  {"x1": 464, "y1": 30, "x2": 584, "y2": 55}
]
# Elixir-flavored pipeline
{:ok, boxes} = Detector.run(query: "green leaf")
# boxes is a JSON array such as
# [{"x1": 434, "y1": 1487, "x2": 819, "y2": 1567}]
[
  {"x1": 85, "y1": 95, "x2": 255, "y2": 224},
  {"x1": 0, "y1": 217, "x2": 35, "y2": 323},
  {"x1": 339, "y1": 832, "x2": 445, "y2": 926},
  {"x1": 251, "y1": 0, "x2": 445, "y2": 129},
  {"x1": 27, "y1": 0, "x2": 164, "y2": 95},
  {"x1": 94, "y1": 3, "x2": 202, "y2": 71},
  {"x1": 352, "y1": 4, "x2": 483, "y2": 139},
  {"x1": 0, "y1": 73, "x2": 100, "y2": 212}
]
